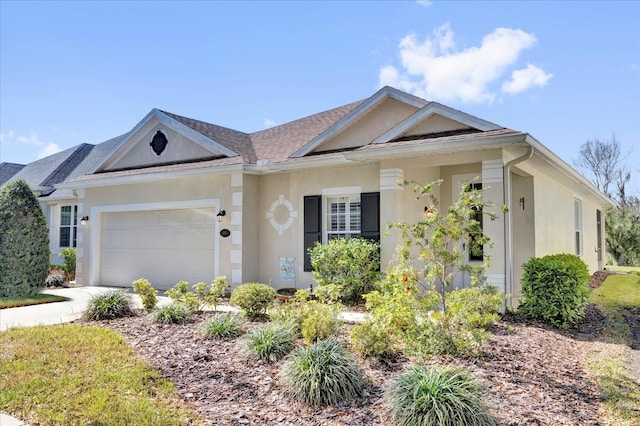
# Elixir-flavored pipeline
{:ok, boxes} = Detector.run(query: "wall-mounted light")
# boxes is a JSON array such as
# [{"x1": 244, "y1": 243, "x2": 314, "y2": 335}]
[
  {"x1": 80, "y1": 216, "x2": 89, "y2": 226},
  {"x1": 519, "y1": 197, "x2": 525, "y2": 210},
  {"x1": 216, "y1": 210, "x2": 226, "y2": 223},
  {"x1": 424, "y1": 206, "x2": 435, "y2": 220}
]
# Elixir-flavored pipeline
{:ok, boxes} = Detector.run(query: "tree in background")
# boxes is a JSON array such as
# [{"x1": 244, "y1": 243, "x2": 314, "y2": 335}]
[
  {"x1": 575, "y1": 135, "x2": 639, "y2": 266},
  {"x1": 0, "y1": 179, "x2": 51, "y2": 297}
]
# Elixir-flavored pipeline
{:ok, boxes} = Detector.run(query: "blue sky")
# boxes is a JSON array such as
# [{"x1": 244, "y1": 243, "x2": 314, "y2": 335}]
[{"x1": 1, "y1": 0, "x2": 639, "y2": 193}]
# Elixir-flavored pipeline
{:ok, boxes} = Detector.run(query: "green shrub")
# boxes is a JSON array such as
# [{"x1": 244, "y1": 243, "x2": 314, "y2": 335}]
[
  {"x1": 350, "y1": 321, "x2": 396, "y2": 358},
  {"x1": 281, "y1": 339, "x2": 368, "y2": 408},
  {"x1": 301, "y1": 302, "x2": 341, "y2": 344},
  {"x1": 310, "y1": 237, "x2": 380, "y2": 302},
  {"x1": 229, "y1": 283, "x2": 276, "y2": 319},
  {"x1": 132, "y1": 278, "x2": 158, "y2": 311},
  {"x1": 152, "y1": 303, "x2": 191, "y2": 324},
  {"x1": 59, "y1": 248, "x2": 77, "y2": 281},
  {"x1": 385, "y1": 363, "x2": 496, "y2": 426},
  {"x1": 519, "y1": 253, "x2": 590, "y2": 329},
  {"x1": 84, "y1": 290, "x2": 133, "y2": 321},
  {"x1": 240, "y1": 322, "x2": 295, "y2": 362},
  {"x1": 202, "y1": 313, "x2": 245, "y2": 339},
  {"x1": 166, "y1": 280, "x2": 200, "y2": 312},
  {"x1": 0, "y1": 179, "x2": 50, "y2": 298},
  {"x1": 198, "y1": 276, "x2": 230, "y2": 311}
]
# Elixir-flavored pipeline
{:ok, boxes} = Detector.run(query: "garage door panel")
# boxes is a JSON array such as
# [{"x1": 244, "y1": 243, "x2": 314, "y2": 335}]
[{"x1": 100, "y1": 208, "x2": 216, "y2": 290}]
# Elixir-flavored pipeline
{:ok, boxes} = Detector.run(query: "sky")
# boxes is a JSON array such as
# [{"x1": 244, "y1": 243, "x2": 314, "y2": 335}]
[{"x1": 1, "y1": 0, "x2": 639, "y2": 194}]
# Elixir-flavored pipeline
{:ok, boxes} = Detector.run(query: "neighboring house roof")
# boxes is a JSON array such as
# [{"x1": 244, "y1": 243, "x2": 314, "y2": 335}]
[{"x1": 0, "y1": 163, "x2": 25, "y2": 186}]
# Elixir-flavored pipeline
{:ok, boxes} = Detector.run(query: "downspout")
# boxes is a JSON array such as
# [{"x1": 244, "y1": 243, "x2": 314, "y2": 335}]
[{"x1": 503, "y1": 146, "x2": 534, "y2": 309}]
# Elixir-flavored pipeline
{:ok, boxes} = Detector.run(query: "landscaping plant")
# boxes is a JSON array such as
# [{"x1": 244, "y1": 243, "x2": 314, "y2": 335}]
[
  {"x1": 197, "y1": 275, "x2": 230, "y2": 311},
  {"x1": 132, "y1": 277, "x2": 158, "y2": 311},
  {"x1": 365, "y1": 179, "x2": 504, "y2": 356},
  {"x1": 0, "y1": 179, "x2": 50, "y2": 298},
  {"x1": 202, "y1": 313, "x2": 245, "y2": 339},
  {"x1": 281, "y1": 339, "x2": 368, "y2": 408},
  {"x1": 59, "y1": 247, "x2": 77, "y2": 281},
  {"x1": 84, "y1": 290, "x2": 134, "y2": 321},
  {"x1": 310, "y1": 237, "x2": 380, "y2": 302},
  {"x1": 152, "y1": 303, "x2": 191, "y2": 324},
  {"x1": 519, "y1": 253, "x2": 590, "y2": 329},
  {"x1": 166, "y1": 280, "x2": 200, "y2": 312},
  {"x1": 229, "y1": 282, "x2": 276, "y2": 319},
  {"x1": 385, "y1": 363, "x2": 496, "y2": 426},
  {"x1": 240, "y1": 322, "x2": 295, "y2": 362}
]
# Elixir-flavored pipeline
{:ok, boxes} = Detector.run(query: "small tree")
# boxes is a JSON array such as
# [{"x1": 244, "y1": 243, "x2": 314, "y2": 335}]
[
  {"x1": 383, "y1": 179, "x2": 503, "y2": 355},
  {"x1": 0, "y1": 179, "x2": 50, "y2": 298}
]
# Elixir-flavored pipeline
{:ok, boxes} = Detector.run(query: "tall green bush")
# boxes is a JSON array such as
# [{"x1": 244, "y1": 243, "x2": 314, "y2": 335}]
[
  {"x1": 0, "y1": 179, "x2": 50, "y2": 298},
  {"x1": 519, "y1": 253, "x2": 590, "y2": 329},
  {"x1": 310, "y1": 237, "x2": 380, "y2": 302}
]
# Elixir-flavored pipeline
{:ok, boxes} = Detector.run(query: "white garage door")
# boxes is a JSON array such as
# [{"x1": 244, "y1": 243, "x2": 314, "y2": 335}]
[{"x1": 100, "y1": 208, "x2": 216, "y2": 290}]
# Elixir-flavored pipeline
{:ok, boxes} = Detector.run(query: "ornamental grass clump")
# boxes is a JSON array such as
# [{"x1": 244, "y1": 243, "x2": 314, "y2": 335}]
[
  {"x1": 202, "y1": 313, "x2": 245, "y2": 339},
  {"x1": 385, "y1": 364, "x2": 496, "y2": 426},
  {"x1": 240, "y1": 322, "x2": 295, "y2": 363},
  {"x1": 84, "y1": 290, "x2": 134, "y2": 321},
  {"x1": 281, "y1": 339, "x2": 368, "y2": 408},
  {"x1": 152, "y1": 303, "x2": 191, "y2": 324}
]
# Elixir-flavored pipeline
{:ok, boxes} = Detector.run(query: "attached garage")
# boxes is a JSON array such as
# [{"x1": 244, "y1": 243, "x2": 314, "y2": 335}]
[{"x1": 99, "y1": 207, "x2": 217, "y2": 290}]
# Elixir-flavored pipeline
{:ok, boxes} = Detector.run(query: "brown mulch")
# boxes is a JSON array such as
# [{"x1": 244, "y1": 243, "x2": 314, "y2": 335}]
[{"x1": 83, "y1": 273, "x2": 625, "y2": 425}]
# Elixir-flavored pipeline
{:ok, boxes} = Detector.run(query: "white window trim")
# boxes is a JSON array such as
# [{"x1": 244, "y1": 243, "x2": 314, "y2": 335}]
[
  {"x1": 59, "y1": 204, "x2": 78, "y2": 248},
  {"x1": 574, "y1": 198, "x2": 584, "y2": 256},
  {"x1": 321, "y1": 186, "x2": 362, "y2": 244}
]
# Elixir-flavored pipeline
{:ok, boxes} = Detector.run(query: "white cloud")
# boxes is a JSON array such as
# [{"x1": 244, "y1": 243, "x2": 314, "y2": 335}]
[
  {"x1": 502, "y1": 64, "x2": 553, "y2": 94},
  {"x1": 38, "y1": 142, "x2": 62, "y2": 159},
  {"x1": 416, "y1": 0, "x2": 433, "y2": 7},
  {"x1": 263, "y1": 118, "x2": 278, "y2": 128},
  {"x1": 379, "y1": 24, "x2": 551, "y2": 104}
]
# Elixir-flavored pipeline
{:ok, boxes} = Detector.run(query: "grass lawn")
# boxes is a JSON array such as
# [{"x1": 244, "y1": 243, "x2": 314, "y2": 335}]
[
  {"x1": 587, "y1": 272, "x2": 640, "y2": 423},
  {"x1": 0, "y1": 324, "x2": 200, "y2": 426},
  {"x1": 0, "y1": 293, "x2": 70, "y2": 309},
  {"x1": 605, "y1": 265, "x2": 640, "y2": 273}
]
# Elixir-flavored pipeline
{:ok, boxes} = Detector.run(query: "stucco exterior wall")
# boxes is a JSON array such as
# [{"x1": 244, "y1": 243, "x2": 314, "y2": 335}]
[{"x1": 77, "y1": 173, "x2": 233, "y2": 287}]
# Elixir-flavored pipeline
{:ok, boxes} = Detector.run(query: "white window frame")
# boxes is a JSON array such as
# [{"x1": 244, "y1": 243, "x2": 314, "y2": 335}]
[
  {"x1": 322, "y1": 186, "x2": 362, "y2": 244},
  {"x1": 574, "y1": 198, "x2": 583, "y2": 256},
  {"x1": 59, "y1": 204, "x2": 78, "y2": 248}
]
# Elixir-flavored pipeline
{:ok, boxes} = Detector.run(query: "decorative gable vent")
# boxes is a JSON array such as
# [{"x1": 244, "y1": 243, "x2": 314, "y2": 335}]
[{"x1": 150, "y1": 130, "x2": 168, "y2": 156}]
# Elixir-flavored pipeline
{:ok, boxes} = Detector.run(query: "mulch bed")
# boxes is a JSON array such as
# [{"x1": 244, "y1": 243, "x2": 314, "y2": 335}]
[{"x1": 87, "y1": 314, "x2": 607, "y2": 425}]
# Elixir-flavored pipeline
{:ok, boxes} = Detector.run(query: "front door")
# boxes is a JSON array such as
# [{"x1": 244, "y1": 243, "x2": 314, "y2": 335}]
[{"x1": 451, "y1": 174, "x2": 483, "y2": 289}]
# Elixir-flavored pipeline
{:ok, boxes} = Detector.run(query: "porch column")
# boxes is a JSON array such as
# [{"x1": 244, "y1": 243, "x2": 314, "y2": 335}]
[
  {"x1": 482, "y1": 160, "x2": 506, "y2": 293},
  {"x1": 379, "y1": 168, "x2": 404, "y2": 271}
]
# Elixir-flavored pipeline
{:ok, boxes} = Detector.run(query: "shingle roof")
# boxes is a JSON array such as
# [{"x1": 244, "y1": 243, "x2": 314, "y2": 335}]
[{"x1": 0, "y1": 163, "x2": 25, "y2": 186}]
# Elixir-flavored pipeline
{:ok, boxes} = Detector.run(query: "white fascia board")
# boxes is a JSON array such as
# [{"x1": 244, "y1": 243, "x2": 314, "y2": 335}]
[
  {"x1": 347, "y1": 132, "x2": 529, "y2": 162},
  {"x1": 55, "y1": 163, "x2": 245, "y2": 190},
  {"x1": 373, "y1": 102, "x2": 502, "y2": 144},
  {"x1": 88, "y1": 109, "x2": 239, "y2": 174},
  {"x1": 155, "y1": 110, "x2": 239, "y2": 158},
  {"x1": 524, "y1": 134, "x2": 615, "y2": 207},
  {"x1": 291, "y1": 86, "x2": 428, "y2": 158}
]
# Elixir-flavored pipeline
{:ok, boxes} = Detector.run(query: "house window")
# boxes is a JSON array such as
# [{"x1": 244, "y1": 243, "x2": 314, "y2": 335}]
[
  {"x1": 60, "y1": 205, "x2": 78, "y2": 248},
  {"x1": 303, "y1": 192, "x2": 379, "y2": 271},
  {"x1": 466, "y1": 182, "x2": 484, "y2": 261},
  {"x1": 325, "y1": 195, "x2": 361, "y2": 241},
  {"x1": 574, "y1": 198, "x2": 583, "y2": 256}
]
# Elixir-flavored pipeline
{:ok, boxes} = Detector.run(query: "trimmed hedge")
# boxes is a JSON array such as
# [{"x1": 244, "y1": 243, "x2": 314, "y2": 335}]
[{"x1": 518, "y1": 253, "x2": 590, "y2": 329}]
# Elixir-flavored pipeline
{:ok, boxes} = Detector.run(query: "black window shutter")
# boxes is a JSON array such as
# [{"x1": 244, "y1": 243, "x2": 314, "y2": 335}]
[
  {"x1": 360, "y1": 192, "x2": 380, "y2": 241},
  {"x1": 303, "y1": 195, "x2": 322, "y2": 271}
]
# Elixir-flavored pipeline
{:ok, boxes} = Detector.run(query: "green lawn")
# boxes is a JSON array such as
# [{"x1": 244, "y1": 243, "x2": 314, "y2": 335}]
[
  {"x1": 605, "y1": 265, "x2": 640, "y2": 273},
  {"x1": 0, "y1": 324, "x2": 200, "y2": 426},
  {"x1": 0, "y1": 293, "x2": 70, "y2": 309},
  {"x1": 587, "y1": 272, "x2": 640, "y2": 423}
]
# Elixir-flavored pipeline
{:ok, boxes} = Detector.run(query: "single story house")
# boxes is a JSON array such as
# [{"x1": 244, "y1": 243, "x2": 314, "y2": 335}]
[{"x1": 1, "y1": 86, "x2": 613, "y2": 305}]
